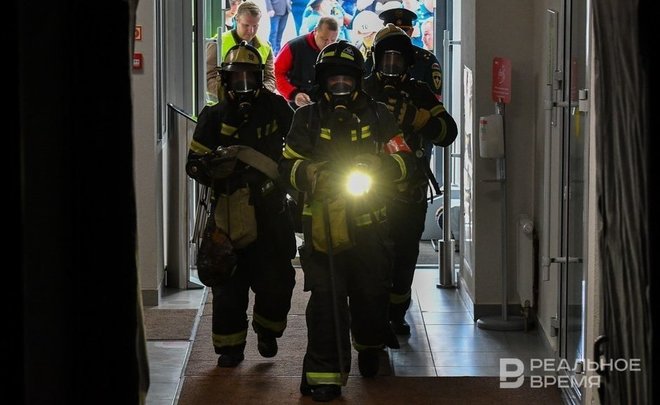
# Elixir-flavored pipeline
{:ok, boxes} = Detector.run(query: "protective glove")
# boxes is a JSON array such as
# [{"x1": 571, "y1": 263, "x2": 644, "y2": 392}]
[
  {"x1": 305, "y1": 161, "x2": 328, "y2": 184},
  {"x1": 385, "y1": 96, "x2": 418, "y2": 131}
]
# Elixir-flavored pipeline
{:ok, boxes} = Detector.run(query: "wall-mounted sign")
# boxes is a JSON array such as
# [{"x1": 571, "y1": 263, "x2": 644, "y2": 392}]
[{"x1": 492, "y1": 57, "x2": 512, "y2": 104}]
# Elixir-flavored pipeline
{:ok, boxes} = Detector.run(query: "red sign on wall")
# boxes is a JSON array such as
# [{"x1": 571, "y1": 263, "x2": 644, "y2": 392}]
[
  {"x1": 133, "y1": 53, "x2": 143, "y2": 70},
  {"x1": 492, "y1": 57, "x2": 512, "y2": 103}
]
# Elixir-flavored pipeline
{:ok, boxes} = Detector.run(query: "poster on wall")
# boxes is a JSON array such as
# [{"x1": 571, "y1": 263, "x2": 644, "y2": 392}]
[{"x1": 462, "y1": 66, "x2": 474, "y2": 276}]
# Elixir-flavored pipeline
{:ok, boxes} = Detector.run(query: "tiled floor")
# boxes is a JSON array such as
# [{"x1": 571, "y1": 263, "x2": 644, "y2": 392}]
[{"x1": 144, "y1": 242, "x2": 552, "y2": 405}]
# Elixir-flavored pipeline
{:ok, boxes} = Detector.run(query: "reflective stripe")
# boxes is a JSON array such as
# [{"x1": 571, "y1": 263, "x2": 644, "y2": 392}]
[
  {"x1": 302, "y1": 204, "x2": 312, "y2": 216},
  {"x1": 390, "y1": 154, "x2": 407, "y2": 182},
  {"x1": 306, "y1": 372, "x2": 343, "y2": 385},
  {"x1": 351, "y1": 129, "x2": 357, "y2": 141},
  {"x1": 270, "y1": 119, "x2": 278, "y2": 134},
  {"x1": 212, "y1": 329, "x2": 247, "y2": 348},
  {"x1": 253, "y1": 312, "x2": 287, "y2": 333},
  {"x1": 361, "y1": 125, "x2": 371, "y2": 140},
  {"x1": 432, "y1": 118, "x2": 447, "y2": 144},
  {"x1": 221, "y1": 123, "x2": 238, "y2": 136},
  {"x1": 430, "y1": 104, "x2": 445, "y2": 116},
  {"x1": 390, "y1": 290, "x2": 411, "y2": 305},
  {"x1": 189, "y1": 139, "x2": 212, "y2": 154},
  {"x1": 283, "y1": 144, "x2": 307, "y2": 160},
  {"x1": 353, "y1": 338, "x2": 385, "y2": 352},
  {"x1": 320, "y1": 128, "x2": 331, "y2": 140},
  {"x1": 290, "y1": 159, "x2": 304, "y2": 191},
  {"x1": 353, "y1": 207, "x2": 386, "y2": 227}
]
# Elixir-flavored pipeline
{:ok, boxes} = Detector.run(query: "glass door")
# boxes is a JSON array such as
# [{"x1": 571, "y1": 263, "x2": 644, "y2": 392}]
[{"x1": 558, "y1": 0, "x2": 589, "y2": 402}]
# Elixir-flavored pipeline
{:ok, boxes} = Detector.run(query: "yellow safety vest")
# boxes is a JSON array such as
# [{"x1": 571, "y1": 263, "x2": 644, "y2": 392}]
[{"x1": 220, "y1": 30, "x2": 271, "y2": 65}]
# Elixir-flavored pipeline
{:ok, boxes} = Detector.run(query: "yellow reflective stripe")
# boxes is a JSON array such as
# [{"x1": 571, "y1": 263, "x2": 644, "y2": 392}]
[
  {"x1": 390, "y1": 154, "x2": 407, "y2": 182},
  {"x1": 257, "y1": 126, "x2": 262, "y2": 139},
  {"x1": 320, "y1": 128, "x2": 331, "y2": 140},
  {"x1": 340, "y1": 52, "x2": 354, "y2": 61},
  {"x1": 351, "y1": 129, "x2": 357, "y2": 141},
  {"x1": 361, "y1": 125, "x2": 371, "y2": 140},
  {"x1": 353, "y1": 341, "x2": 385, "y2": 351},
  {"x1": 354, "y1": 212, "x2": 372, "y2": 226},
  {"x1": 253, "y1": 312, "x2": 287, "y2": 333},
  {"x1": 430, "y1": 104, "x2": 445, "y2": 116},
  {"x1": 390, "y1": 290, "x2": 411, "y2": 305},
  {"x1": 432, "y1": 118, "x2": 447, "y2": 144},
  {"x1": 283, "y1": 144, "x2": 307, "y2": 160},
  {"x1": 270, "y1": 119, "x2": 278, "y2": 133},
  {"x1": 306, "y1": 372, "x2": 343, "y2": 385},
  {"x1": 212, "y1": 329, "x2": 247, "y2": 348},
  {"x1": 302, "y1": 204, "x2": 312, "y2": 216},
  {"x1": 221, "y1": 123, "x2": 238, "y2": 136},
  {"x1": 290, "y1": 159, "x2": 304, "y2": 191},
  {"x1": 354, "y1": 207, "x2": 386, "y2": 227},
  {"x1": 189, "y1": 139, "x2": 212, "y2": 154}
]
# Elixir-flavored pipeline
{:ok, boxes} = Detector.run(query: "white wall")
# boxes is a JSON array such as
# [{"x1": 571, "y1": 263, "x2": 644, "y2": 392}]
[
  {"x1": 133, "y1": 0, "x2": 164, "y2": 306},
  {"x1": 461, "y1": 0, "x2": 536, "y2": 317}
]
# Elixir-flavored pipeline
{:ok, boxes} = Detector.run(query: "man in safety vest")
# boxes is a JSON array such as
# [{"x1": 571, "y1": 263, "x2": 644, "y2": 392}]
[{"x1": 206, "y1": 1, "x2": 276, "y2": 103}]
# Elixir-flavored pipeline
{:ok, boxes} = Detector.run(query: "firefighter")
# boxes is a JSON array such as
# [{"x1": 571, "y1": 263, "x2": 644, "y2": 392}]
[
  {"x1": 279, "y1": 40, "x2": 415, "y2": 402},
  {"x1": 364, "y1": 8, "x2": 443, "y2": 99},
  {"x1": 364, "y1": 24, "x2": 458, "y2": 335},
  {"x1": 187, "y1": 41, "x2": 296, "y2": 368}
]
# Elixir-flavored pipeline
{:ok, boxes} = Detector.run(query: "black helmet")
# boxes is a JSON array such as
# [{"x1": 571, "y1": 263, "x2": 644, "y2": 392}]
[
  {"x1": 315, "y1": 41, "x2": 364, "y2": 108},
  {"x1": 220, "y1": 41, "x2": 264, "y2": 93},
  {"x1": 372, "y1": 23, "x2": 414, "y2": 76}
]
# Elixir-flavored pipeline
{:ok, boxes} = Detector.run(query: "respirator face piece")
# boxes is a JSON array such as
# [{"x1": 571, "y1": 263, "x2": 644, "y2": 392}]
[
  {"x1": 326, "y1": 74, "x2": 356, "y2": 96},
  {"x1": 379, "y1": 50, "x2": 407, "y2": 77}
]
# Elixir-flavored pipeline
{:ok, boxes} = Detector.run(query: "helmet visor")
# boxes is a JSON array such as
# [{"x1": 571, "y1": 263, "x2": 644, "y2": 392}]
[
  {"x1": 228, "y1": 71, "x2": 258, "y2": 93},
  {"x1": 380, "y1": 50, "x2": 407, "y2": 76},
  {"x1": 326, "y1": 74, "x2": 356, "y2": 96}
]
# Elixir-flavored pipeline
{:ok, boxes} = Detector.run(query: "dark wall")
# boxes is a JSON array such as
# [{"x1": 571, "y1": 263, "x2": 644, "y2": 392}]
[
  {"x1": 17, "y1": 1, "x2": 141, "y2": 403},
  {"x1": 593, "y1": 0, "x2": 654, "y2": 403}
]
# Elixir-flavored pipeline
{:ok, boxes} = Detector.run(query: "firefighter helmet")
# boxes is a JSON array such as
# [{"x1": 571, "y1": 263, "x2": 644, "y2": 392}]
[
  {"x1": 220, "y1": 41, "x2": 264, "y2": 92},
  {"x1": 372, "y1": 23, "x2": 414, "y2": 75},
  {"x1": 315, "y1": 40, "x2": 365, "y2": 86},
  {"x1": 315, "y1": 41, "x2": 365, "y2": 109}
]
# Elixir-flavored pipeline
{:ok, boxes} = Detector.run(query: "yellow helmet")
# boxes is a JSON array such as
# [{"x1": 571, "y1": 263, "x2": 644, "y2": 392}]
[{"x1": 220, "y1": 41, "x2": 264, "y2": 92}]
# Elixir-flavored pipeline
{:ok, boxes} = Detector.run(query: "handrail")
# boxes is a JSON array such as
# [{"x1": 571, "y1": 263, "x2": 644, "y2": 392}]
[{"x1": 167, "y1": 103, "x2": 197, "y2": 124}]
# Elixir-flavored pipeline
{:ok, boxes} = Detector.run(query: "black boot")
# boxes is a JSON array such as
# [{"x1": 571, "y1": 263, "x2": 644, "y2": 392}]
[
  {"x1": 311, "y1": 385, "x2": 341, "y2": 402},
  {"x1": 358, "y1": 349, "x2": 380, "y2": 377},
  {"x1": 300, "y1": 371, "x2": 313, "y2": 396},
  {"x1": 389, "y1": 317, "x2": 411, "y2": 335},
  {"x1": 257, "y1": 334, "x2": 278, "y2": 358},
  {"x1": 217, "y1": 352, "x2": 245, "y2": 367}
]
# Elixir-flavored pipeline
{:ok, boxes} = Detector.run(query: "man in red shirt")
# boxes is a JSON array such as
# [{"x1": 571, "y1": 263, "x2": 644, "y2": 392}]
[{"x1": 274, "y1": 16, "x2": 339, "y2": 109}]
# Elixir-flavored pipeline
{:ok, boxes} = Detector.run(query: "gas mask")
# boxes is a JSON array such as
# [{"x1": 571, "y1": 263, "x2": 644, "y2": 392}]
[
  {"x1": 324, "y1": 74, "x2": 357, "y2": 111},
  {"x1": 378, "y1": 50, "x2": 408, "y2": 88},
  {"x1": 227, "y1": 70, "x2": 260, "y2": 115}
]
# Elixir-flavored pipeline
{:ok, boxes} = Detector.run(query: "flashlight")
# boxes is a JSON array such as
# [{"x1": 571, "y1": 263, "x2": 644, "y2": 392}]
[{"x1": 345, "y1": 166, "x2": 372, "y2": 196}]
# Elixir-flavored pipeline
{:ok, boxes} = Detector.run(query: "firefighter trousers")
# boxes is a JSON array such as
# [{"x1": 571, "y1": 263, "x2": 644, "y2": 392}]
[
  {"x1": 211, "y1": 238, "x2": 295, "y2": 355},
  {"x1": 299, "y1": 224, "x2": 392, "y2": 386},
  {"x1": 387, "y1": 193, "x2": 428, "y2": 320}
]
